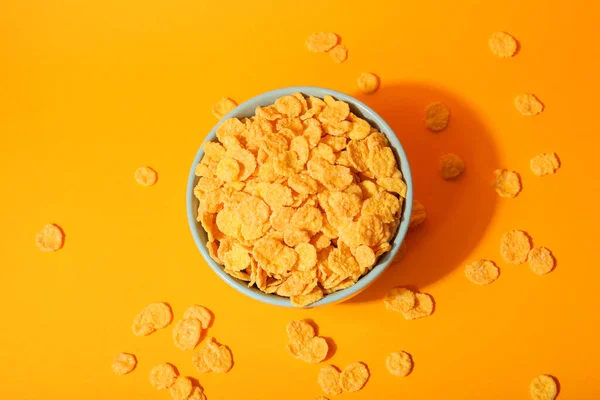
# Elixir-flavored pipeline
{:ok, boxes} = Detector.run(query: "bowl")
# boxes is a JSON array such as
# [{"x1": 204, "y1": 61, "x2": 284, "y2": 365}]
[{"x1": 186, "y1": 86, "x2": 413, "y2": 307}]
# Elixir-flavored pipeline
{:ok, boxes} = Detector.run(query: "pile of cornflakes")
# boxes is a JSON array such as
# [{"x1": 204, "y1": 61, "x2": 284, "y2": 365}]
[{"x1": 194, "y1": 93, "x2": 407, "y2": 307}]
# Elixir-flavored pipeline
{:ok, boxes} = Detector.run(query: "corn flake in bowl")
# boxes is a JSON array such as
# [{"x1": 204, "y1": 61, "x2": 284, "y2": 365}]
[{"x1": 187, "y1": 87, "x2": 413, "y2": 307}]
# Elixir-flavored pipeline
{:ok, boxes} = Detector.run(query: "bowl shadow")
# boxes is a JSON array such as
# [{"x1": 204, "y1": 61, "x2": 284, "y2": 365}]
[{"x1": 347, "y1": 82, "x2": 500, "y2": 304}]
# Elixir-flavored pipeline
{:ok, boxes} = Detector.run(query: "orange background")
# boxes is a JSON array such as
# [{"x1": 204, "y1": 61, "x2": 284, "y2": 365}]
[{"x1": 1, "y1": 0, "x2": 598, "y2": 399}]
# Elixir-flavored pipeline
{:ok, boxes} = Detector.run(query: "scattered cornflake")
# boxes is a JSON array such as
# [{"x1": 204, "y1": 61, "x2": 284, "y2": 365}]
[
  {"x1": 318, "y1": 365, "x2": 343, "y2": 396},
  {"x1": 515, "y1": 94, "x2": 544, "y2": 116},
  {"x1": 212, "y1": 97, "x2": 237, "y2": 119},
  {"x1": 500, "y1": 230, "x2": 531, "y2": 264},
  {"x1": 528, "y1": 247, "x2": 555, "y2": 275},
  {"x1": 182, "y1": 305, "x2": 213, "y2": 329},
  {"x1": 492, "y1": 169, "x2": 521, "y2": 197},
  {"x1": 384, "y1": 287, "x2": 416, "y2": 313},
  {"x1": 286, "y1": 319, "x2": 329, "y2": 363},
  {"x1": 172, "y1": 318, "x2": 202, "y2": 351},
  {"x1": 202, "y1": 337, "x2": 233, "y2": 373},
  {"x1": 192, "y1": 348, "x2": 212, "y2": 374},
  {"x1": 530, "y1": 153, "x2": 560, "y2": 176},
  {"x1": 314, "y1": 397, "x2": 330, "y2": 400},
  {"x1": 357, "y1": 73, "x2": 380, "y2": 93},
  {"x1": 386, "y1": 351, "x2": 413, "y2": 377},
  {"x1": 134, "y1": 166, "x2": 158, "y2": 187},
  {"x1": 35, "y1": 223, "x2": 64, "y2": 252},
  {"x1": 488, "y1": 32, "x2": 518, "y2": 58},
  {"x1": 329, "y1": 44, "x2": 348, "y2": 63},
  {"x1": 111, "y1": 353, "x2": 137, "y2": 375},
  {"x1": 409, "y1": 200, "x2": 427, "y2": 229},
  {"x1": 169, "y1": 377, "x2": 193, "y2": 400},
  {"x1": 404, "y1": 294, "x2": 434, "y2": 320},
  {"x1": 149, "y1": 363, "x2": 177, "y2": 390},
  {"x1": 530, "y1": 375, "x2": 558, "y2": 400},
  {"x1": 132, "y1": 302, "x2": 173, "y2": 336},
  {"x1": 424, "y1": 102, "x2": 450, "y2": 132},
  {"x1": 188, "y1": 386, "x2": 207, "y2": 400},
  {"x1": 439, "y1": 153, "x2": 465, "y2": 179},
  {"x1": 464, "y1": 260, "x2": 500, "y2": 285},
  {"x1": 306, "y1": 32, "x2": 338, "y2": 52},
  {"x1": 340, "y1": 362, "x2": 370, "y2": 392}
]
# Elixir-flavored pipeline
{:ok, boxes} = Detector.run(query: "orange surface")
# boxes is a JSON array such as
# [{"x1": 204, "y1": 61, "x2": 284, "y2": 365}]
[{"x1": 1, "y1": 0, "x2": 599, "y2": 399}]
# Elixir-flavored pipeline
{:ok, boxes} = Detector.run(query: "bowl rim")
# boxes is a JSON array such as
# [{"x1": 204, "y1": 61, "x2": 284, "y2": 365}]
[{"x1": 186, "y1": 86, "x2": 413, "y2": 307}]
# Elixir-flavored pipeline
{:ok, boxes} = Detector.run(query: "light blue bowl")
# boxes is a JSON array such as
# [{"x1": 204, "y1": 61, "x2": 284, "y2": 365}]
[{"x1": 186, "y1": 86, "x2": 413, "y2": 308}]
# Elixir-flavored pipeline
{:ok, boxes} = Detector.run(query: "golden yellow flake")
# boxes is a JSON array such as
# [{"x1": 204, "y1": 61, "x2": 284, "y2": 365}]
[
  {"x1": 357, "y1": 72, "x2": 380, "y2": 93},
  {"x1": 386, "y1": 351, "x2": 413, "y2": 377},
  {"x1": 134, "y1": 166, "x2": 158, "y2": 186},
  {"x1": 424, "y1": 102, "x2": 450, "y2": 132},
  {"x1": 492, "y1": 169, "x2": 521, "y2": 197},
  {"x1": 530, "y1": 153, "x2": 559, "y2": 176},
  {"x1": 500, "y1": 230, "x2": 531, "y2": 264},
  {"x1": 340, "y1": 362, "x2": 370, "y2": 392},
  {"x1": 515, "y1": 94, "x2": 544, "y2": 116},
  {"x1": 35, "y1": 223, "x2": 64, "y2": 252},
  {"x1": 465, "y1": 260, "x2": 500, "y2": 284},
  {"x1": 488, "y1": 32, "x2": 518, "y2": 58},
  {"x1": 111, "y1": 353, "x2": 137, "y2": 375},
  {"x1": 530, "y1": 375, "x2": 558, "y2": 400},
  {"x1": 528, "y1": 247, "x2": 555, "y2": 275},
  {"x1": 149, "y1": 363, "x2": 177, "y2": 390}
]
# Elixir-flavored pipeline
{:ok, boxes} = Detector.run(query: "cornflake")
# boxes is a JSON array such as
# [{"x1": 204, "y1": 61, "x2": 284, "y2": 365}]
[
  {"x1": 112, "y1": 353, "x2": 137, "y2": 375},
  {"x1": 357, "y1": 73, "x2": 380, "y2": 94},
  {"x1": 424, "y1": 102, "x2": 450, "y2": 132},
  {"x1": 384, "y1": 287, "x2": 416, "y2": 313},
  {"x1": 530, "y1": 375, "x2": 558, "y2": 400},
  {"x1": 192, "y1": 348, "x2": 212, "y2": 374},
  {"x1": 500, "y1": 230, "x2": 531, "y2": 264},
  {"x1": 35, "y1": 224, "x2": 64, "y2": 252},
  {"x1": 195, "y1": 93, "x2": 406, "y2": 306},
  {"x1": 172, "y1": 318, "x2": 202, "y2": 351},
  {"x1": 318, "y1": 365, "x2": 343, "y2": 396},
  {"x1": 306, "y1": 32, "x2": 338, "y2": 52},
  {"x1": 386, "y1": 351, "x2": 413, "y2": 377},
  {"x1": 465, "y1": 260, "x2": 500, "y2": 284},
  {"x1": 182, "y1": 305, "x2": 213, "y2": 329},
  {"x1": 286, "y1": 319, "x2": 329, "y2": 363},
  {"x1": 493, "y1": 169, "x2": 521, "y2": 197},
  {"x1": 134, "y1": 166, "x2": 158, "y2": 186},
  {"x1": 132, "y1": 302, "x2": 173, "y2": 336},
  {"x1": 515, "y1": 94, "x2": 544, "y2": 116},
  {"x1": 530, "y1": 153, "x2": 559, "y2": 176},
  {"x1": 169, "y1": 377, "x2": 193, "y2": 400},
  {"x1": 402, "y1": 293, "x2": 434, "y2": 320},
  {"x1": 329, "y1": 44, "x2": 348, "y2": 63},
  {"x1": 439, "y1": 154, "x2": 465, "y2": 179},
  {"x1": 386, "y1": 288, "x2": 435, "y2": 320},
  {"x1": 340, "y1": 362, "x2": 370, "y2": 392},
  {"x1": 188, "y1": 387, "x2": 207, "y2": 400},
  {"x1": 149, "y1": 363, "x2": 177, "y2": 390},
  {"x1": 528, "y1": 247, "x2": 555, "y2": 275},
  {"x1": 489, "y1": 32, "x2": 518, "y2": 58},
  {"x1": 202, "y1": 337, "x2": 233, "y2": 373},
  {"x1": 212, "y1": 97, "x2": 237, "y2": 119}
]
